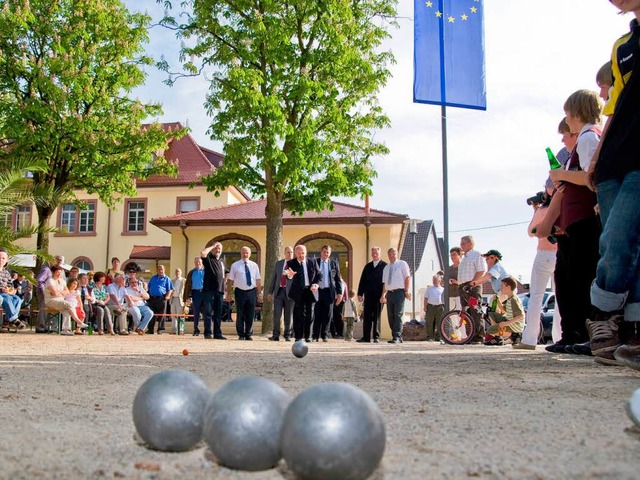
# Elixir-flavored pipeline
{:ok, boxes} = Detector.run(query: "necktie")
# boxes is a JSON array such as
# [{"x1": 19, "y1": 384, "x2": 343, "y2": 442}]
[
  {"x1": 280, "y1": 269, "x2": 287, "y2": 288},
  {"x1": 244, "y1": 262, "x2": 252, "y2": 287},
  {"x1": 387, "y1": 263, "x2": 395, "y2": 285}
]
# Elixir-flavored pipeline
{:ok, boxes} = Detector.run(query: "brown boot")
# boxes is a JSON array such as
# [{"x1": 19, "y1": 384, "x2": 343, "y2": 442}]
[{"x1": 613, "y1": 322, "x2": 640, "y2": 371}]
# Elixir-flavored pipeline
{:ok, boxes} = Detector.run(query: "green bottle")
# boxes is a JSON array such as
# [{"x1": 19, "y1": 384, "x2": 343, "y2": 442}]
[{"x1": 546, "y1": 147, "x2": 562, "y2": 170}]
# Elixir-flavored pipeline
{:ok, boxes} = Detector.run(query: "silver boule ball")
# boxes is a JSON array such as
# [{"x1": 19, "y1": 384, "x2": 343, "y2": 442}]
[
  {"x1": 132, "y1": 369, "x2": 210, "y2": 452},
  {"x1": 292, "y1": 340, "x2": 309, "y2": 358},
  {"x1": 204, "y1": 376, "x2": 291, "y2": 471},
  {"x1": 627, "y1": 388, "x2": 640, "y2": 428},
  {"x1": 281, "y1": 382, "x2": 386, "y2": 480}
]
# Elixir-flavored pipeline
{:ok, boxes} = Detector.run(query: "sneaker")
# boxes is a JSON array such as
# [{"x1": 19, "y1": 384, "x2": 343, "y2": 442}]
[
  {"x1": 512, "y1": 342, "x2": 536, "y2": 350},
  {"x1": 484, "y1": 337, "x2": 504, "y2": 346},
  {"x1": 594, "y1": 349, "x2": 624, "y2": 366},
  {"x1": 613, "y1": 328, "x2": 640, "y2": 371},
  {"x1": 61, "y1": 330, "x2": 73, "y2": 336},
  {"x1": 586, "y1": 310, "x2": 622, "y2": 355}
]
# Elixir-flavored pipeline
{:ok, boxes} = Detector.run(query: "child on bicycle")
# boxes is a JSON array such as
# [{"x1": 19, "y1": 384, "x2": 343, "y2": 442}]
[{"x1": 484, "y1": 277, "x2": 524, "y2": 346}]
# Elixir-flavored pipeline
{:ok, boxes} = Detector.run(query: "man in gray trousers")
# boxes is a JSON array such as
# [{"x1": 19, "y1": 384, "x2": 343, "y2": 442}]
[{"x1": 267, "y1": 246, "x2": 295, "y2": 341}]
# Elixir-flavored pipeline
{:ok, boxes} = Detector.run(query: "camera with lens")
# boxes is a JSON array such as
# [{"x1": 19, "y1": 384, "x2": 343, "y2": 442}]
[{"x1": 526, "y1": 191, "x2": 547, "y2": 206}]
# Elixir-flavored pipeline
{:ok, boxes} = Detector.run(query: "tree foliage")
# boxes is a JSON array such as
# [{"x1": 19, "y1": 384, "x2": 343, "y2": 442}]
[
  {"x1": 0, "y1": 0, "x2": 183, "y2": 253},
  {"x1": 160, "y1": 0, "x2": 397, "y2": 331},
  {"x1": 162, "y1": 0, "x2": 396, "y2": 213}
]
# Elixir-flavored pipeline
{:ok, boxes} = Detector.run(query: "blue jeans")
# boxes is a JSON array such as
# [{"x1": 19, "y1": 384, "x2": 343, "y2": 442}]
[
  {"x1": 128, "y1": 304, "x2": 154, "y2": 331},
  {"x1": 1, "y1": 293, "x2": 21, "y2": 322},
  {"x1": 591, "y1": 171, "x2": 640, "y2": 320}
]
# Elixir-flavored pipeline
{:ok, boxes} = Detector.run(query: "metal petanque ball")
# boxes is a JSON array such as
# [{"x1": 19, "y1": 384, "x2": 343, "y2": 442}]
[
  {"x1": 281, "y1": 382, "x2": 386, "y2": 480},
  {"x1": 203, "y1": 376, "x2": 292, "y2": 471},
  {"x1": 132, "y1": 369, "x2": 210, "y2": 452},
  {"x1": 627, "y1": 388, "x2": 640, "y2": 428},
  {"x1": 291, "y1": 340, "x2": 308, "y2": 358}
]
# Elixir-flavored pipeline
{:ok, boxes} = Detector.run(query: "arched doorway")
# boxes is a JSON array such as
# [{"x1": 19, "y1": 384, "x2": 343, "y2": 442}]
[
  {"x1": 297, "y1": 233, "x2": 353, "y2": 288},
  {"x1": 207, "y1": 233, "x2": 261, "y2": 270}
]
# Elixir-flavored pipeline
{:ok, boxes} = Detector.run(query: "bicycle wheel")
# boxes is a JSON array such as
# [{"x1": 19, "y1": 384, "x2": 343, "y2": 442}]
[{"x1": 440, "y1": 310, "x2": 476, "y2": 345}]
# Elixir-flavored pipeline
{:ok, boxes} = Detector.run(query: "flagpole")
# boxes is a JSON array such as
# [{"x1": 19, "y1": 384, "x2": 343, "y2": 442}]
[{"x1": 441, "y1": 104, "x2": 450, "y2": 309}]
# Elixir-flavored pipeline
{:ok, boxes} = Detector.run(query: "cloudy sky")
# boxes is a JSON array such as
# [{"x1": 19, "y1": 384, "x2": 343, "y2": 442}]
[{"x1": 127, "y1": 0, "x2": 630, "y2": 282}]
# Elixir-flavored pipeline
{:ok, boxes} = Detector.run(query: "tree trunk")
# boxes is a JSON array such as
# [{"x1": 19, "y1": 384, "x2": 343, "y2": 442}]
[
  {"x1": 261, "y1": 189, "x2": 284, "y2": 334},
  {"x1": 34, "y1": 204, "x2": 53, "y2": 272}
]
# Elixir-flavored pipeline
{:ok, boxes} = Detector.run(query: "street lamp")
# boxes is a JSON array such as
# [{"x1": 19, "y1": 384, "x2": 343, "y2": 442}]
[{"x1": 404, "y1": 219, "x2": 421, "y2": 321}]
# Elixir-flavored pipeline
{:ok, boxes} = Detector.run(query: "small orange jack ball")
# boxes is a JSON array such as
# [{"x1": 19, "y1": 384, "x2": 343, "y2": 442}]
[{"x1": 182, "y1": 349, "x2": 189, "y2": 356}]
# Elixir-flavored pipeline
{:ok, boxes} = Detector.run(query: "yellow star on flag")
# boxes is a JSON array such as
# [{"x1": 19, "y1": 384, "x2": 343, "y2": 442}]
[
  {"x1": 461, "y1": 14, "x2": 468, "y2": 20},
  {"x1": 426, "y1": 1, "x2": 433, "y2": 7},
  {"x1": 448, "y1": 15, "x2": 455, "y2": 22},
  {"x1": 435, "y1": 10, "x2": 442, "y2": 17},
  {"x1": 471, "y1": 6, "x2": 477, "y2": 13}
]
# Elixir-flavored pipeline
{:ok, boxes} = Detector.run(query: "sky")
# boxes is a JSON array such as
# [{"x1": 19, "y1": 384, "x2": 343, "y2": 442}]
[{"x1": 126, "y1": 0, "x2": 631, "y2": 282}]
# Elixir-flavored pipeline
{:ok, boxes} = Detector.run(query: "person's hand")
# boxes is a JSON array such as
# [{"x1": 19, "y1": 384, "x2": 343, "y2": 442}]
[
  {"x1": 285, "y1": 268, "x2": 296, "y2": 279},
  {"x1": 549, "y1": 169, "x2": 564, "y2": 185},
  {"x1": 470, "y1": 280, "x2": 477, "y2": 287},
  {"x1": 267, "y1": 294, "x2": 273, "y2": 302},
  {"x1": 587, "y1": 167, "x2": 597, "y2": 192},
  {"x1": 404, "y1": 292, "x2": 411, "y2": 300},
  {"x1": 449, "y1": 279, "x2": 458, "y2": 285},
  {"x1": 310, "y1": 284, "x2": 318, "y2": 292},
  {"x1": 357, "y1": 295, "x2": 363, "y2": 303},
  {"x1": 380, "y1": 295, "x2": 387, "y2": 304},
  {"x1": 335, "y1": 294, "x2": 343, "y2": 305}
]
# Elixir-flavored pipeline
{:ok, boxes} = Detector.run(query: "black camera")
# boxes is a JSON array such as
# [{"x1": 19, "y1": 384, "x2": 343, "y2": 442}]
[{"x1": 526, "y1": 191, "x2": 547, "y2": 206}]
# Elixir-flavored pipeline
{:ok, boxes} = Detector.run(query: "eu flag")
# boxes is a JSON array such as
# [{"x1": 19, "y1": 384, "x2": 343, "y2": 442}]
[{"x1": 413, "y1": 0, "x2": 486, "y2": 110}]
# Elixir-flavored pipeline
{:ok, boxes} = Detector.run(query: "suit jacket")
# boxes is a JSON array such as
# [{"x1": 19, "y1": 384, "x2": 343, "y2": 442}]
[
  {"x1": 315, "y1": 258, "x2": 343, "y2": 300},
  {"x1": 268, "y1": 259, "x2": 293, "y2": 297},
  {"x1": 357, "y1": 260, "x2": 387, "y2": 301},
  {"x1": 286, "y1": 257, "x2": 321, "y2": 302}
]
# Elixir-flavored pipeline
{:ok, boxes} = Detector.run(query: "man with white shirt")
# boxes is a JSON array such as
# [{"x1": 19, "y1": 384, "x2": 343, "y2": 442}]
[
  {"x1": 286, "y1": 245, "x2": 321, "y2": 342},
  {"x1": 312, "y1": 245, "x2": 343, "y2": 342},
  {"x1": 357, "y1": 247, "x2": 387, "y2": 343},
  {"x1": 381, "y1": 247, "x2": 411, "y2": 344},
  {"x1": 227, "y1": 246, "x2": 262, "y2": 340},
  {"x1": 455, "y1": 235, "x2": 487, "y2": 343},
  {"x1": 125, "y1": 278, "x2": 154, "y2": 335},
  {"x1": 107, "y1": 274, "x2": 130, "y2": 335}
]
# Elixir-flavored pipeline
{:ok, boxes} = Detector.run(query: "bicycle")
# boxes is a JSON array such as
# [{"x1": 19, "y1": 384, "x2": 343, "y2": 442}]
[{"x1": 439, "y1": 286, "x2": 488, "y2": 345}]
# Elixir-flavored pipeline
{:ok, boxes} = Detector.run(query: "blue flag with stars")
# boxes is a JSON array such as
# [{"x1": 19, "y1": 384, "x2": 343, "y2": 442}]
[{"x1": 413, "y1": 0, "x2": 486, "y2": 110}]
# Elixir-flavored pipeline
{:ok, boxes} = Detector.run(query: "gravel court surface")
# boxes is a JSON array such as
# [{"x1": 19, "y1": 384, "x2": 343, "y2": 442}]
[{"x1": 0, "y1": 332, "x2": 639, "y2": 479}]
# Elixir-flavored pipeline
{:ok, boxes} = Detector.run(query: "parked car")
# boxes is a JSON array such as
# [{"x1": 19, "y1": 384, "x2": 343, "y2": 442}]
[{"x1": 518, "y1": 291, "x2": 555, "y2": 343}]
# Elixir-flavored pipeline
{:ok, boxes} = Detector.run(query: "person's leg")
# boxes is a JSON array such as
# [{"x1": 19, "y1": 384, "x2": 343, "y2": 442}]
[
  {"x1": 36, "y1": 288, "x2": 48, "y2": 331},
  {"x1": 202, "y1": 290, "x2": 214, "y2": 337},
  {"x1": 128, "y1": 307, "x2": 142, "y2": 329},
  {"x1": 191, "y1": 290, "x2": 203, "y2": 335},
  {"x1": 361, "y1": 300, "x2": 373, "y2": 341},
  {"x1": 94, "y1": 305, "x2": 105, "y2": 332},
  {"x1": 234, "y1": 289, "x2": 246, "y2": 338},
  {"x1": 424, "y1": 304, "x2": 435, "y2": 339},
  {"x1": 272, "y1": 292, "x2": 284, "y2": 338},
  {"x1": 553, "y1": 235, "x2": 571, "y2": 345},
  {"x1": 292, "y1": 300, "x2": 304, "y2": 341},
  {"x1": 521, "y1": 250, "x2": 555, "y2": 346},
  {"x1": 345, "y1": 317, "x2": 354, "y2": 340},
  {"x1": 283, "y1": 297, "x2": 295, "y2": 340},
  {"x1": 434, "y1": 304, "x2": 444, "y2": 341},
  {"x1": 212, "y1": 291, "x2": 224, "y2": 338},
  {"x1": 303, "y1": 291, "x2": 314, "y2": 340},
  {"x1": 138, "y1": 306, "x2": 154, "y2": 332}
]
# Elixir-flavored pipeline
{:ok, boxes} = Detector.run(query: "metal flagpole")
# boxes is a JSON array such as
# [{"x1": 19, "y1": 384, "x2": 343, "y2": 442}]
[{"x1": 441, "y1": 104, "x2": 450, "y2": 310}]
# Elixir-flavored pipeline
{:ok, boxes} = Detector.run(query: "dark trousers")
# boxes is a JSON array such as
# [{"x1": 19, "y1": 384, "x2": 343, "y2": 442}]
[
  {"x1": 554, "y1": 216, "x2": 601, "y2": 344},
  {"x1": 272, "y1": 287, "x2": 294, "y2": 339},
  {"x1": 386, "y1": 289, "x2": 406, "y2": 339},
  {"x1": 331, "y1": 301, "x2": 345, "y2": 337},
  {"x1": 459, "y1": 283, "x2": 484, "y2": 340},
  {"x1": 191, "y1": 289, "x2": 203, "y2": 332},
  {"x1": 362, "y1": 297, "x2": 382, "y2": 340},
  {"x1": 313, "y1": 289, "x2": 334, "y2": 340},
  {"x1": 202, "y1": 290, "x2": 224, "y2": 337},
  {"x1": 293, "y1": 289, "x2": 315, "y2": 341},
  {"x1": 235, "y1": 288, "x2": 257, "y2": 338},
  {"x1": 146, "y1": 297, "x2": 167, "y2": 334}
]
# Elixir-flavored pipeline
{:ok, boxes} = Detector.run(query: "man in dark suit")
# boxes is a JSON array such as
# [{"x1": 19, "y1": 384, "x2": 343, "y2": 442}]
[
  {"x1": 267, "y1": 246, "x2": 295, "y2": 341},
  {"x1": 356, "y1": 247, "x2": 387, "y2": 343},
  {"x1": 313, "y1": 245, "x2": 343, "y2": 342},
  {"x1": 200, "y1": 242, "x2": 227, "y2": 340},
  {"x1": 286, "y1": 245, "x2": 321, "y2": 342}
]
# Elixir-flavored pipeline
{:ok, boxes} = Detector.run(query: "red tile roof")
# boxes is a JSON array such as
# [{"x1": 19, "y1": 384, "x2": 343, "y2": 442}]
[
  {"x1": 150, "y1": 199, "x2": 407, "y2": 228},
  {"x1": 129, "y1": 245, "x2": 171, "y2": 260},
  {"x1": 136, "y1": 122, "x2": 216, "y2": 187}
]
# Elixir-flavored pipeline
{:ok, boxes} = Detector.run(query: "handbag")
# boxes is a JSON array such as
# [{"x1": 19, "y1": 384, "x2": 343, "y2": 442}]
[{"x1": 76, "y1": 305, "x2": 86, "y2": 320}]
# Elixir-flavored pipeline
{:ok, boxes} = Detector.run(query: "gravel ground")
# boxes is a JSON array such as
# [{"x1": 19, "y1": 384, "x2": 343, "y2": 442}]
[{"x1": 0, "y1": 329, "x2": 639, "y2": 480}]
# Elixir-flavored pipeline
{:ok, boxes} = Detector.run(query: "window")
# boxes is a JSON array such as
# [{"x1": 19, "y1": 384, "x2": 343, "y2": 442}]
[
  {"x1": 15, "y1": 205, "x2": 31, "y2": 230},
  {"x1": 61, "y1": 204, "x2": 76, "y2": 232},
  {"x1": 125, "y1": 199, "x2": 147, "y2": 234},
  {"x1": 74, "y1": 259, "x2": 92, "y2": 271},
  {"x1": 177, "y1": 197, "x2": 200, "y2": 214},
  {"x1": 79, "y1": 203, "x2": 95, "y2": 233},
  {"x1": 0, "y1": 212, "x2": 11, "y2": 228},
  {"x1": 58, "y1": 201, "x2": 96, "y2": 234}
]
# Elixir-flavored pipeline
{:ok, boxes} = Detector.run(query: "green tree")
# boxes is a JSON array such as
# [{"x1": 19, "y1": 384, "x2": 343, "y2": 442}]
[
  {"x1": 0, "y1": 0, "x2": 182, "y2": 259},
  {"x1": 162, "y1": 0, "x2": 396, "y2": 331}
]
